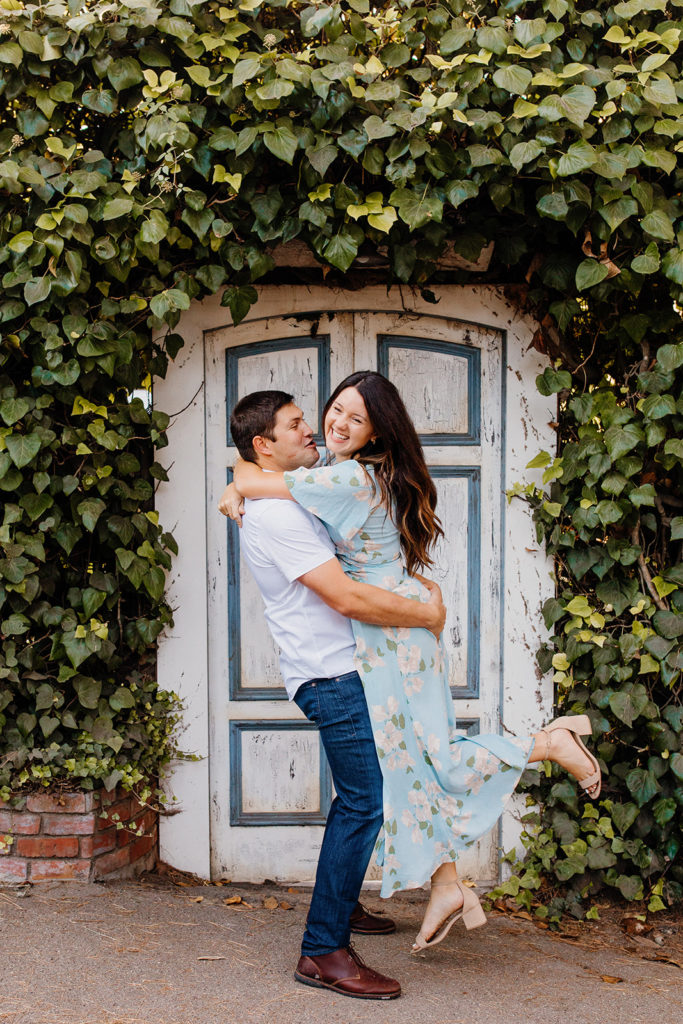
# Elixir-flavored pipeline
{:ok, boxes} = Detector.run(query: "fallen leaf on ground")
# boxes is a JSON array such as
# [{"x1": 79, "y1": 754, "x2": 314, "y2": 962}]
[
  {"x1": 644, "y1": 953, "x2": 682, "y2": 969},
  {"x1": 600, "y1": 975, "x2": 623, "y2": 984},
  {"x1": 224, "y1": 896, "x2": 242, "y2": 905},
  {"x1": 279, "y1": 901, "x2": 294, "y2": 910},
  {"x1": 263, "y1": 896, "x2": 279, "y2": 910},
  {"x1": 190, "y1": 896, "x2": 204, "y2": 903},
  {"x1": 621, "y1": 915, "x2": 650, "y2": 936}
]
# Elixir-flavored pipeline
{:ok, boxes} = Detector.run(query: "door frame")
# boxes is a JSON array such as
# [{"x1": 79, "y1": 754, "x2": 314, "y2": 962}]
[{"x1": 154, "y1": 285, "x2": 556, "y2": 880}]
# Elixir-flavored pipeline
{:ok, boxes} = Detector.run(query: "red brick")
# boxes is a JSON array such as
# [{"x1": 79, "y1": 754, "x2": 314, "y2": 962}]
[
  {"x1": 30, "y1": 858, "x2": 91, "y2": 881},
  {"x1": 98, "y1": 799, "x2": 131, "y2": 830},
  {"x1": 137, "y1": 809, "x2": 158, "y2": 834},
  {"x1": 117, "y1": 826, "x2": 136, "y2": 848},
  {"x1": 16, "y1": 836, "x2": 79, "y2": 858},
  {"x1": 0, "y1": 810, "x2": 42, "y2": 835},
  {"x1": 92, "y1": 845, "x2": 131, "y2": 877},
  {"x1": 42, "y1": 812, "x2": 96, "y2": 836},
  {"x1": 129, "y1": 797, "x2": 148, "y2": 817},
  {"x1": 98, "y1": 789, "x2": 120, "y2": 808},
  {"x1": 26, "y1": 792, "x2": 95, "y2": 814},
  {"x1": 130, "y1": 834, "x2": 156, "y2": 864},
  {"x1": 80, "y1": 829, "x2": 116, "y2": 858},
  {"x1": 0, "y1": 857, "x2": 28, "y2": 882}
]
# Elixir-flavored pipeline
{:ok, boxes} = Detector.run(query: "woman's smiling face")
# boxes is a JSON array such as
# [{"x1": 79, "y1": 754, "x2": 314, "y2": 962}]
[{"x1": 324, "y1": 386, "x2": 375, "y2": 459}]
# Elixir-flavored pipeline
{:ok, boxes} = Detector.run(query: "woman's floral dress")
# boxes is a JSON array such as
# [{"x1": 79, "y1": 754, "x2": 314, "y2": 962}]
[{"x1": 284, "y1": 459, "x2": 534, "y2": 898}]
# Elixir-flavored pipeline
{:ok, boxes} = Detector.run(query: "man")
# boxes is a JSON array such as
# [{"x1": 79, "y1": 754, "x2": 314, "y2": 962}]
[{"x1": 219, "y1": 390, "x2": 445, "y2": 1001}]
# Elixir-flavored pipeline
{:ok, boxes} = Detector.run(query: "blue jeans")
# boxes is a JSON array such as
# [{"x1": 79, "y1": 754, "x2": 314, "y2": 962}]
[{"x1": 293, "y1": 670, "x2": 384, "y2": 956}]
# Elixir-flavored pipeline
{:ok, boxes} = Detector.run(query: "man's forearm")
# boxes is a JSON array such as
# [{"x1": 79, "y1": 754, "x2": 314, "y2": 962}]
[{"x1": 338, "y1": 580, "x2": 434, "y2": 629}]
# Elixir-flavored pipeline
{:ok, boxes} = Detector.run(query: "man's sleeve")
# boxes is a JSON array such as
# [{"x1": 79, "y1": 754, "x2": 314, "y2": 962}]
[{"x1": 257, "y1": 503, "x2": 336, "y2": 583}]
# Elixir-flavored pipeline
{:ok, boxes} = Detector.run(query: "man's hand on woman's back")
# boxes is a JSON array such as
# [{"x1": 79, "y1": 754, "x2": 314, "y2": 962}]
[{"x1": 419, "y1": 578, "x2": 446, "y2": 638}]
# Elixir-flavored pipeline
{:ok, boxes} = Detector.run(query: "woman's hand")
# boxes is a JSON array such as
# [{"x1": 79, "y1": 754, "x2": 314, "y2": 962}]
[{"x1": 218, "y1": 482, "x2": 245, "y2": 526}]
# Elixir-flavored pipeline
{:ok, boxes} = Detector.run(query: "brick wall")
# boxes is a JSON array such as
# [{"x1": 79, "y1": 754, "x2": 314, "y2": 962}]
[{"x1": 0, "y1": 790, "x2": 157, "y2": 883}]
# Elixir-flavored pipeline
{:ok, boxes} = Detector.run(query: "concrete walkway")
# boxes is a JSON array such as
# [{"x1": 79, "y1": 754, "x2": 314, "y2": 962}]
[{"x1": 1, "y1": 876, "x2": 681, "y2": 1024}]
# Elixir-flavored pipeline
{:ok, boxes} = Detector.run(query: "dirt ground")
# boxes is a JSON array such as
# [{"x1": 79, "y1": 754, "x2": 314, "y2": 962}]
[{"x1": 1, "y1": 870, "x2": 681, "y2": 1024}]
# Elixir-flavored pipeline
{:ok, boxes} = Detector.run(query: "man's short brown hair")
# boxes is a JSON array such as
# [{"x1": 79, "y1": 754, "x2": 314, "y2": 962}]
[{"x1": 230, "y1": 390, "x2": 294, "y2": 463}]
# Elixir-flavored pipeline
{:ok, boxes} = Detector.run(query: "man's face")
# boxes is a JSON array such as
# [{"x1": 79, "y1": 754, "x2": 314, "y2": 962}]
[{"x1": 260, "y1": 402, "x2": 318, "y2": 471}]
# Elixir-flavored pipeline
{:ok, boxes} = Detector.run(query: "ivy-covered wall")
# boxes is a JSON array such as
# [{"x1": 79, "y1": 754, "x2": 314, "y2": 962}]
[{"x1": 0, "y1": 0, "x2": 681, "y2": 910}]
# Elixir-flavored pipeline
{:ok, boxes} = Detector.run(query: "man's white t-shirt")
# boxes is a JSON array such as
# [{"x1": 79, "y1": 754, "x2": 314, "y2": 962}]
[{"x1": 239, "y1": 496, "x2": 356, "y2": 698}]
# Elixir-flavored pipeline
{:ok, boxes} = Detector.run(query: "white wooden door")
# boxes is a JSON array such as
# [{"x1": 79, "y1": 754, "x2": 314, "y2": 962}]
[{"x1": 205, "y1": 310, "x2": 505, "y2": 883}]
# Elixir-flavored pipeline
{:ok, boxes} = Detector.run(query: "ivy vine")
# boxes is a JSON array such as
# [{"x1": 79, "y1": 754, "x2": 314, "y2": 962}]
[{"x1": 0, "y1": 0, "x2": 681, "y2": 904}]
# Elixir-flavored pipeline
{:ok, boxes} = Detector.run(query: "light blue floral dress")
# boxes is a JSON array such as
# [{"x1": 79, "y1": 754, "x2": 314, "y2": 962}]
[{"x1": 284, "y1": 459, "x2": 534, "y2": 898}]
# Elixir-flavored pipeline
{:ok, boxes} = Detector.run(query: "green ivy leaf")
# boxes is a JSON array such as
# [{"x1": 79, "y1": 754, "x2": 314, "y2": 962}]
[
  {"x1": 609, "y1": 802, "x2": 639, "y2": 835},
  {"x1": 63, "y1": 637, "x2": 93, "y2": 671},
  {"x1": 625, "y1": 768, "x2": 661, "y2": 807},
  {"x1": 609, "y1": 688, "x2": 649, "y2": 726},
  {"x1": 221, "y1": 285, "x2": 258, "y2": 326},
  {"x1": 662, "y1": 248, "x2": 683, "y2": 285},
  {"x1": 263, "y1": 125, "x2": 298, "y2": 164},
  {"x1": 509, "y1": 140, "x2": 543, "y2": 171},
  {"x1": 103, "y1": 198, "x2": 134, "y2": 221},
  {"x1": 604, "y1": 423, "x2": 643, "y2": 461},
  {"x1": 557, "y1": 140, "x2": 596, "y2": 177},
  {"x1": 257, "y1": 78, "x2": 295, "y2": 101},
  {"x1": 0, "y1": 42, "x2": 23, "y2": 67},
  {"x1": 391, "y1": 188, "x2": 443, "y2": 230},
  {"x1": 20, "y1": 493, "x2": 53, "y2": 521},
  {"x1": 0, "y1": 398, "x2": 31, "y2": 426},
  {"x1": 536, "y1": 192, "x2": 569, "y2": 220},
  {"x1": 615, "y1": 874, "x2": 644, "y2": 900},
  {"x1": 492, "y1": 65, "x2": 532, "y2": 95},
  {"x1": 8, "y1": 231, "x2": 34, "y2": 254},
  {"x1": 631, "y1": 242, "x2": 660, "y2": 275},
  {"x1": 77, "y1": 498, "x2": 106, "y2": 532},
  {"x1": 144, "y1": 566, "x2": 166, "y2": 602},
  {"x1": 108, "y1": 57, "x2": 143, "y2": 92},
  {"x1": 536, "y1": 368, "x2": 572, "y2": 395},
  {"x1": 576, "y1": 259, "x2": 609, "y2": 291},
  {"x1": 652, "y1": 610, "x2": 683, "y2": 639},
  {"x1": 324, "y1": 231, "x2": 359, "y2": 272},
  {"x1": 300, "y1": 5, "x2": 334, "y2": 37},
  {"x1": 640, "y1": 209, "x2": 674, "y2": 242},
  {"x1": 24, "y1": 277, "x2": 51, "y2": 306},
  {"x1": 629, "y1": 484, "x2": 656, "y2": 507},
  {"x1": 6, "y1": 433, "x2": 41, "y2": 468},
  {"x1": 363, "y1": 115, "x2": 396, "y2": 141},
  {"x1": 445, "y1": 180, "x2": 478, "y2": 208},
  {"x1": 656, "y1": 342, "x2": 683, "y2": 373}
]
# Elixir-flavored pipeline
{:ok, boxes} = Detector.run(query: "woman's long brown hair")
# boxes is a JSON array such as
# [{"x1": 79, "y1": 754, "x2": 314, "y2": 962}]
[{"x1": 322, "y1": 371, "x2": 444, "y2": 575}]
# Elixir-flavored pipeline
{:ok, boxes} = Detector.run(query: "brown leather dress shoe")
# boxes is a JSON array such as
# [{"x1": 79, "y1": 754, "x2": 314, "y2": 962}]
[
  {"x1": 349, "y1": 901, "x2": 397, "y2": 935},
  {"x1": 294, "y1": 945, "x2": 401, "y2": 1000}
]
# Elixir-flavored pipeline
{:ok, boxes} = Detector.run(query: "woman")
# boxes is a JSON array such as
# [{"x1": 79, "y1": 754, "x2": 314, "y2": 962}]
[{"x1": 229, "y1": 371, "x2": 601, "y2": 951}]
